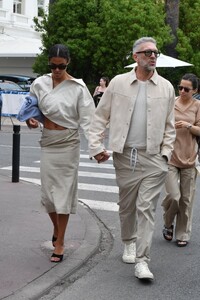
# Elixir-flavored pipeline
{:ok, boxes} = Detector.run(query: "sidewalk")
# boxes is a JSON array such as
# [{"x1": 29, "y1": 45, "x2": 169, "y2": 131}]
[{"x1": 0, "y1": 174, "x2": 101, "y2": 300}]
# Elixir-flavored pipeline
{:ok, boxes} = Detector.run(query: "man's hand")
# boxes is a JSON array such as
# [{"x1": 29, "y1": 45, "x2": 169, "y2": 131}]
[{"x1": 94, "y1": 150, "x2": 110, "y2": 163}]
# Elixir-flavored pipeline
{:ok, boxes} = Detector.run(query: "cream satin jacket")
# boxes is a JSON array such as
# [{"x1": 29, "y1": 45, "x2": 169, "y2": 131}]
[
  {"x1": 89, "y1": 69, "x2": 176, "y2": 159},
  {"x1": 30, "y1": 74, "x2": 95, "y2": 139}
]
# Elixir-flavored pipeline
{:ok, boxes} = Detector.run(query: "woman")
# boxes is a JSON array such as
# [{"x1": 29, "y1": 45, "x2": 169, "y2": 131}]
[
  {"x1": 27, "y1": 44, "x2": 95, "y2": 262},
  {"x1": 93, "y1": 77, "x2": 109, "y2": 107},
  {"x1": 162, "y1": 73, "x2": 200, "y2": 247}
]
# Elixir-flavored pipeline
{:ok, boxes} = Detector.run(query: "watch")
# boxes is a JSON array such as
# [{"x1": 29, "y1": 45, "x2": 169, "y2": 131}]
[{"x1": 186, "y1": 124, "x2": 192, "y2": 129}]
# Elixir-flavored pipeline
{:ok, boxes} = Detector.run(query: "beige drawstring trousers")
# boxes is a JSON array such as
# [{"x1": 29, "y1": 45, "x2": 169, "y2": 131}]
[
  {"x1": 162, "y1": 164, "x2": 197, "y2": 241},
  {"x1": 113, "y1": 148, "x2": 168, "y2": 263}
]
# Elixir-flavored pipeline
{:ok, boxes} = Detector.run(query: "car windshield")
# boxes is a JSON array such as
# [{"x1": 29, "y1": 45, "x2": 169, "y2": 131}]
[{"x1": 0, "y1": 82, "x2": 23, "y2": 91}]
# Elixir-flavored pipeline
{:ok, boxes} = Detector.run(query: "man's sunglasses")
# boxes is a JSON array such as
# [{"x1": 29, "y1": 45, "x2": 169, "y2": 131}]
[
  {"x1": 178, "y1": 85, "x2": 193, "y2": 93},
  {"x1": 48, "y1": 63, "x2": 67, "y2": 70},
  {"x1": 136, "y1": 50, "x2": 160, "y2": 58}
]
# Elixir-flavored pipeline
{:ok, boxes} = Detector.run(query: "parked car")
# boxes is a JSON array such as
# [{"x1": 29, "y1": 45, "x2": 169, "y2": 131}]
[
  {"x1": 0, "y1": 80, "x2": 24, "y2": 92},
  {"x1": 0, "y1": 75, "x2": 35, "y2": 91}
]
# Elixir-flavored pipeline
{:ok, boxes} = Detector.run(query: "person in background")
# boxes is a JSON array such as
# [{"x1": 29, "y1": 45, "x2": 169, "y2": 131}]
[
  {"x1": 193, "y1": 78, "x2": 200, "y2": 100},
  {"x1": 162, "y1": 73, "x2": 200, "y2": 247},
  {"x1": 26, "y1": 44, "x2": 95, "y2": 263},
  {"x1": 93, "y1": 76, "x2": 109, "y2": 107},
  {"x1": 89, "y1": 37, "x2": 176, "y2": 280}
]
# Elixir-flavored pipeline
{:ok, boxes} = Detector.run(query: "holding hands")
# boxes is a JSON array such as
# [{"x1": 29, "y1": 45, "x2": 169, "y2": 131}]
[{"x1": 94, "y1": 150, "x2": 110, "y2": 163}]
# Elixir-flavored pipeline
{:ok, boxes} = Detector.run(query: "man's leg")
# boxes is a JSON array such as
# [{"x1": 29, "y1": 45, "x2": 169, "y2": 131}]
[
  {"x1": 135, "y1": 152, "x2": 168, "y2": 279},
  {"x1": 114, "y1": 150, "x2": 140, "y2": 263}
]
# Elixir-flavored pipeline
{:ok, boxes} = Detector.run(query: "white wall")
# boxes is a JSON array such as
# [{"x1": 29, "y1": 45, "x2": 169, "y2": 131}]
[
  {"x1": 0, "y1": 0, "x2": 49, "y2": 76},
  {"x1": 0, "y1": 57, "x2": 38, "y2": 77}
]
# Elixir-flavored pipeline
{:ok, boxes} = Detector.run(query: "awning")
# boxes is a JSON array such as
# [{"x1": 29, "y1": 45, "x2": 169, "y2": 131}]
[
  {"x1": 0, "y1": 33, "x2": 42, "y2": 57},
  {"x1": 125, "y1": 53, "x2": 193, "y2": 68}
]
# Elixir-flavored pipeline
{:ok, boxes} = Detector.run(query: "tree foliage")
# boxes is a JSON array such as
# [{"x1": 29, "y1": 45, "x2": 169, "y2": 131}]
[
  {"x1": 176, "y1": 0, "x2": 200, "y2": 76},
  {"x1": 33, "y1": 0, "x2": 200, "y2": 88},
  {"x1": 33, "y1": 0, "x2": 171, "y2": 84}
]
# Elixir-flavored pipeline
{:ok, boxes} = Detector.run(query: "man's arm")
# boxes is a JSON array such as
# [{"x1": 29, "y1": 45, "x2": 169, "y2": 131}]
[{"x1": 161, "y1": 87, "x2": 176, "y2": 161}]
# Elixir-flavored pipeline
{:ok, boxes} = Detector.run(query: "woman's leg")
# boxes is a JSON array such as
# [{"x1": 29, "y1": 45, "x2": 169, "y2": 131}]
[
  {"x1": 176, "y1": 167, "x2": 197, "y2": 241},
  {"x1": 162, "y1": 165, "x2": 180, "y2": 228},
  {"x1": 51, "y1": 214, "x2": 70, "y2": 262},
  {"x1": 49, "y1": 212, "x2": 59, "y2": 244}
]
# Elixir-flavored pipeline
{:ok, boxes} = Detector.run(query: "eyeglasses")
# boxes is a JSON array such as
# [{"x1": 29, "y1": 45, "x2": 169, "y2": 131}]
[
  {"x1": 136, "y1": 50, "x2": 160, "y2": 58},
  {"x1": 48, "y1": 64, "x2": 67, "y2": 70},
  {"x1": 178, "y1": 85, "x2": 193, "y2": 93}
]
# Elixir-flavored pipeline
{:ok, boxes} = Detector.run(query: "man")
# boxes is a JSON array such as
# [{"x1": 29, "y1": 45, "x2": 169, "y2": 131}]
[{"x1": 89, "y1": 37, "x2": 176, "y2": 280}]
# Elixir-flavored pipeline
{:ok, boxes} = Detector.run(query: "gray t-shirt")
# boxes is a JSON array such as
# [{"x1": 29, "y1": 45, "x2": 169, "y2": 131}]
[{"x1": 125, "y1": 80, "x2": 147, "y2": 148}]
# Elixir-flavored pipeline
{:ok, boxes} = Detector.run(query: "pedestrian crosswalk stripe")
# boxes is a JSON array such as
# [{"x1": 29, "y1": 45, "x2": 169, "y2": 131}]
[
  {"x1": 1, "y1": 166, "x2": 116, "y2": 179},
  {"x1": 20, "y1": 177, "x2": 118, "y2": 193},
  {"x1": 79, "y1": 171, "x2": 115, "y2": 179},
  {"x1": 33, "y1": 153, "x2": 113, "y2": 163},
  {"x1": 79, "y1": 199, "x2": 118, "y2": 212},
  {"x1": 79, "y1": 183, "x2": 118, "y2": 193},
  {"x1": 34, "y1": 161, "x2": 114, "y2": 169},
  {"x1": 80, "y1": 162, "x2": 114, "y2": 169}
]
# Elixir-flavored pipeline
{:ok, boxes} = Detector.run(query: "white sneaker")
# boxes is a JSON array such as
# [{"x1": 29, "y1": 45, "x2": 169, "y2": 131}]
[
  {"x1": 135, "y1": 261, "x2": 154, "y2": 280},
  {"x1": 122, "y1": 242, "x2": 136, "y2": 263}
]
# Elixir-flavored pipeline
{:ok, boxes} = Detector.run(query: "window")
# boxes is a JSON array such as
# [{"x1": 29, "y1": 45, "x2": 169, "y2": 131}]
[
  {"x1": 38, "y1": 0, "x2": 44, "y2": 17},
  {"x1": 13, "y1": 0, "x2": 22, "y2": 14},
  {"x1": 0, "y1": 0, "x2": 3, "y2": 9}
]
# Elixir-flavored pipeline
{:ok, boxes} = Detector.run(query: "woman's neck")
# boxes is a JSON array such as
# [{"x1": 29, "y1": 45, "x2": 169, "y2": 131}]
[{"x1": 52, "y1": 72, "x2": 72, "y2": 87}]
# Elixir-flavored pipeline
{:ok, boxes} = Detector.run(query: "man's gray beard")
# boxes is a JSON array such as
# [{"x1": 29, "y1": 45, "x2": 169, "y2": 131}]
[{"x1": 146, "y1": 65, "x2": 156, "y2": 71}]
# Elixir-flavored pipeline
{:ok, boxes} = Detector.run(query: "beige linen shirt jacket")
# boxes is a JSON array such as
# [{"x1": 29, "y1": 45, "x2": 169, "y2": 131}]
[{"x1": 89, "y1": 68, "x2": 176, "y2": 160}]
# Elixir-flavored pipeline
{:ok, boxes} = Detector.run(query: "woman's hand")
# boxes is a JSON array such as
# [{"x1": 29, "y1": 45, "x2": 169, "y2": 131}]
[
  {"x1": 175, "y1": 121, "x2": 191, "y2": 129},
  {"x1": 26, "y1": 118, "x2": 39, "y2": 128}
]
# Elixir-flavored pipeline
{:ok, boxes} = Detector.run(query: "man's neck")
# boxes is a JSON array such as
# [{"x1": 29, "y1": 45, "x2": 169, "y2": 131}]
[{"x1": 135, "y1": 68, "x2": 154, "y2": 81}]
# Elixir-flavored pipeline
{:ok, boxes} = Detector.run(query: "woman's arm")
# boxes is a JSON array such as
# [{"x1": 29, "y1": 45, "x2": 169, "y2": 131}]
[
  {"x1": 93, "y1": 86, "x2": 99, "y2": 97},
  {"x1": 175, "y1": 121, "x2": 200, "y2": 136}
]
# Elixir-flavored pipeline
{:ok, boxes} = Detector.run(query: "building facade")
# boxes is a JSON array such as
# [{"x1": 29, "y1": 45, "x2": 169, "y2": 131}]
[{"x1": 0, "y1": 0, "x2": 49, "y2": 76}]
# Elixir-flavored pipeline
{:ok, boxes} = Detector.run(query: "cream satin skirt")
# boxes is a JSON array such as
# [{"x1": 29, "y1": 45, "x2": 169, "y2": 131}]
[{"x1": 39, "y1": 128, "x2": 80, "y2": 214}]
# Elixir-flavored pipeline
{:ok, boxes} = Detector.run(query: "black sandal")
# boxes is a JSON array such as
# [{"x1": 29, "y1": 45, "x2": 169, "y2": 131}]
[
  {"x1": 176, "y1": 240, "x2": 188, "y2": 247},
  {"x1": 162, "y1": 225, "x2": 174, "y2": 241},
  {"x1": 51, "y1": 253, "x2": 63, "y2": 263}
]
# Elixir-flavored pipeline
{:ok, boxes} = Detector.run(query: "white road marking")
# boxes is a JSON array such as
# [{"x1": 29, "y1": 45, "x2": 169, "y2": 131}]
[
  {"x1": 79, "y1": 199, "x2": 118, "y2": 212},
  {"x1": 20, "y1": 177, "x2": 118, "y2": 193},
  {"x1": 34, "y1": 161, "x2": 114, "y2": 169},
  {"x1": 1, "y1": 166, "x2": 115, "y2": 179}
]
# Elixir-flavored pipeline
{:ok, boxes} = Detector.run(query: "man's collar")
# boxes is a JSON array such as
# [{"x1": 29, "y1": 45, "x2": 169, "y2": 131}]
[{"x1": 129, "y1": 67, "x2": 158, "y2": 85}]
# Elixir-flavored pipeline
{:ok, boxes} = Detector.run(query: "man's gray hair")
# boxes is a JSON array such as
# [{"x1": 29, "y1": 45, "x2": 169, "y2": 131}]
[{"x1": 132, "y1": 37, "x2": 157, "y2": 54}]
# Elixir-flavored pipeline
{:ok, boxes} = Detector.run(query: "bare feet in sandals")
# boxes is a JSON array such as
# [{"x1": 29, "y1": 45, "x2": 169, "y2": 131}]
[
  {"x1": 162, "y1": 225, "x2": 174, "y2": 241},
  {"x1": 176, "y1": 240, "x2": 188, "y2": 247},
  {"x1": 51, "y1": 245, "x2": 64, "y2": 263}
]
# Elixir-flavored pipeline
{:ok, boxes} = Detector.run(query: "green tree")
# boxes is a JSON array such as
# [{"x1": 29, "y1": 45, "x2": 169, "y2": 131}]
[
  {"x1": 176, "y1": 0, "x2": 200, "y2": 76},
  {"x1": 165, "y1": 0, "x2": 180, "y2": 57},
  {"x1": 33, "y1": 0, "x2": 171, "y2": 84}
]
